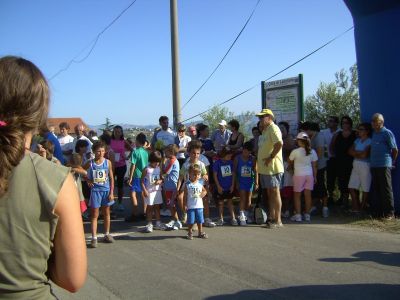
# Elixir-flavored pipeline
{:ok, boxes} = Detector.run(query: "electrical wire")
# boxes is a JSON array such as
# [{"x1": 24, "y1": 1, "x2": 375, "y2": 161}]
[
  {"x1": 49, "y1": 0, "x2": 138, "y2": 81},
  {"x1": 181, "y1": 26, "x2": 354, "y2": 123},
  {"x1": 181, "y1": 0, "x2": 261, "y2": 110}
]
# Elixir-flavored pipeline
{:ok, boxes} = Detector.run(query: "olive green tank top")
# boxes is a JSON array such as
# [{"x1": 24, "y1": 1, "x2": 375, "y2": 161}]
[{"x1": 0, "y1": 152, "x2": 69, "y2": 299}]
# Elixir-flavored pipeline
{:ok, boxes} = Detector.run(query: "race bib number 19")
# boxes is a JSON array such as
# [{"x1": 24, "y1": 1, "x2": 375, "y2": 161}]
[{"x1": 93, "y1": 169, "x2": 107, "y2": 184}]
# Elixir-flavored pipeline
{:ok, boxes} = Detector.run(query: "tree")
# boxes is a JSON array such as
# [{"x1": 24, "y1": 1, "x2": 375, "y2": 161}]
[
  {"x1": 304, "y1": 64, "x2": 360, "y2": 127},
  {"x1": 200, "y1": 106, "x2": 234, "y2": 133},
  {"x1": 101, "y1": 117, "x2": 115, "y2": 132}
]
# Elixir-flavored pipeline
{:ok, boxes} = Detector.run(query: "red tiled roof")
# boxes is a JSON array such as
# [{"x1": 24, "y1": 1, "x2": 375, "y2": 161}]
[{"x1": 47, "y1": 117, "x2": 90, "y2": 135}]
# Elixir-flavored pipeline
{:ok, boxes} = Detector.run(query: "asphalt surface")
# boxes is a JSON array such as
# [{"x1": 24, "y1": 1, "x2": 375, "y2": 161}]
[{"x1": 52, "y1": 198, "x2": 400, "y2": 300}]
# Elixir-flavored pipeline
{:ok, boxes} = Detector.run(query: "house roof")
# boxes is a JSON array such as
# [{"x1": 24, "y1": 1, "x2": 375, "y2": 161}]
[{"x1": 47, "y1": 117, "x2": 90, "y2": 135}]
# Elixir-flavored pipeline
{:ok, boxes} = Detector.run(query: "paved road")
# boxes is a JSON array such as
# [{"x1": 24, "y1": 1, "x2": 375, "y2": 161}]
[{"x1": 53, "y1": 208, "x2": 400, "y2": 300}]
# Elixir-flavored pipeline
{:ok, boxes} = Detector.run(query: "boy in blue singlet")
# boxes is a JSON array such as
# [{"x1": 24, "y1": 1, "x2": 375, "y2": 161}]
[
  {"x1": 234, "y1": 141, "x2": 258, "y2": 225},
  {"x1": 85, "y1": 141, "x2": 115, "y2": 248}
]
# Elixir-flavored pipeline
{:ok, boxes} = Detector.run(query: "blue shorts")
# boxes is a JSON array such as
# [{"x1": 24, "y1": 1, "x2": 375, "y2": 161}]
[
  {"x1": 90, "y1": 190, "x2": 114, "y2": 208},
  {"x1": 130, "y1": 177, "x2": 142, "y2": 192},
  {"x1": 239, "y1": 181, "x2": 254, "y2": 192},
  {"x1": 260, "y1": 173, "x2": 283, "y2": 189},
  {"x1": 187, "y1": 208, "x2": 204, "y2": 225}
]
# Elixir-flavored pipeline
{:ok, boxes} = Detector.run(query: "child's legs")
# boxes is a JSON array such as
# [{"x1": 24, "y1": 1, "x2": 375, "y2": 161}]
[
  {"x1": 154, "y1": 204, "x2": 161, "y2": 221},
  {"x1": 218, "y1": 198, "x2": 224, "y2": 219},
  {"x1": 350, "y1": 188, "x2": 360, "y2": 211},
  {"x1": 90, "y1": 208, "x2": 99, "y2": 237},
  {"x1": 227, "y1": 199, "x2": 235, "y2": 219},
  {"x1": 304, "y1": 189, "x2": 312, "y2": 213},
  {"x1": 177, "y1": 191, "x2": 184, "y2": 214},
  {"x1": 195, "y1": 208, "x2": 204, "y2": 233},
  {"x1": 130, "y1": 191, "x2": 138, "y2": 215},
  {"x1": 146, "y1": 205, "x2": 154, "y2": 223},
  {"x1": 203, "y1": 185, "x2": 211, "y2": 218},
  {"x1": 293, "y1": 192, "x2": 302, "y2": 214},
  {"x1": 239, "y1": 190, "x2": 247, "y2": 211},
  {"x1": 187, "y1": 209, "x2": 196, "y2": 234},
  {"x1": 101, "y1": 206, "x2": 111, "y2": 233}
]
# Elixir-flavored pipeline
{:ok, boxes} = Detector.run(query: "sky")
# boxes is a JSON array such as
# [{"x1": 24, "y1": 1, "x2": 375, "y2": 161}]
[{"x1": 0, "y1": 0, "x2": 356, "y2": 126}]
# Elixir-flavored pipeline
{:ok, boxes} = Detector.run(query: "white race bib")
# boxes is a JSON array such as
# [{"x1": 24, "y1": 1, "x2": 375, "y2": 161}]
[
  {"x1": 221, "y1": 165, "x2": 232, "y2": 177},
  {"x1": 241, "y1": 166, "x2": 252, "y2": 177},
  {"x1": 93, "y1": 169, "x2": 107, "y2": 184}
]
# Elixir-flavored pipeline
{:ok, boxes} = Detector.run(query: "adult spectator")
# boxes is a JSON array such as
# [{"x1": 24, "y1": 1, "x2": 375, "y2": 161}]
[
  {"x1": 321, "y1": 116, "x2": 341, "y2": 204},
  {"x1": 249, "y1": 126, "x2": 261, "y2": 156},
  {"x1": 370, "y1": 113, "x2": 398, "y2": 219},
  {"x1": 227, "y1": 119, "x2": 244, "y2": 153},
  {"x1": 330, "y1": 116, "x2": 357, "y2": 206},
  {"x1": 58, "y1": 122, "x2": 74, "y2": 162},
  {"x1": 348, "y1": 122, "x2": 372, "y2": 213},
  {"x1": 256, "y1": 109, "x2": 284, "y2": 227},
  {"x1": 303, "y1": 122, "x2": 329, "y2": 217},
  {"x1": 73, "y1": 124, "x2": 93, "y2": 155},
  {"x1": 111, "y1": 125, "x2": 132, "y2": 210},
  {"x1": 88, "y1": 130, "x2": 99, "y2": 142},
  {"x1": 176, "y1": 124, "x2": 191, "y2": 167},
  {"x1": 211, "y1": 120, "x2": 231, "y2": 153},
  {"x1": 151, "y1": 116, "x2": 177, "y2": 150},
  {"x1": 188, "y1": 125, "x2": 197, "y2": 141},
  {"x1": 0, "y1": 56, "x2": 86, "y2": 297}
]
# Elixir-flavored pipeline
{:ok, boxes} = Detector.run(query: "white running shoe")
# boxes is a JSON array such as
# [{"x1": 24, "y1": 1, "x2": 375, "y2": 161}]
[
  {"x1": 144, "y1": 224, "x2": 153, "y2": 233},
  {"x1": 173, "y1": 220, "x2": 183, "y2": 230},
  {"x1": 304, "y1": 213, "x2": 311, "y2": 222},
  {"x1": 231, "y1": 218, "x2": 238, "y2": 226},
  {"x1": 154, "y1": 222, "x2": 166, "y2": 230},
  {"x1": 204, "y1": 218, "x2": 216, "y2": 228},
  {"x1": 290, "y1": 214, "x2": 302, "y2": 222},
  {"x1": 216, "y1": 219, "x2": 224, "y2": 226},
  {"x1": 165, "y1": 220, "x2": 175, "y2": 229}
]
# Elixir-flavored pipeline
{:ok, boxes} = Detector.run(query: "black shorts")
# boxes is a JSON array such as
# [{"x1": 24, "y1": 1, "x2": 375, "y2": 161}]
[
  {"x1": 313, "y1": 168, "x2": 328, "y2": 198},
  {"x1": 216, "y1": 191, "x2": 234, "y2": 203}
]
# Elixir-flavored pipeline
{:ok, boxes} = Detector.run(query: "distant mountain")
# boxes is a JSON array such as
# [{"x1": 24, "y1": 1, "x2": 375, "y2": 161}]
[{"x1": 88, "y1": 123, "x2": 158, "y2": 134}]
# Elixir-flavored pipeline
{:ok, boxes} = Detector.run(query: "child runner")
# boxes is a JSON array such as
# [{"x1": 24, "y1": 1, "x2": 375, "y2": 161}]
[
  {"x1": 177, "y1": 141, "x2": 208, "y2": 226},
  {"x1": 184, "y1": 165, "x2": 208, "y2": 240},
  {"x1": 126, "y1": 133, "x2": 149, "y2": 222},
  {"x1": 85, "y1": 141, "x2": 115, "y2": 248},
  {"x1": 141, "y1": 151, "x2": 164, "y2": 233},
  {"x1": 234, "y1": 141, "x2": 258, "y2": 225},
  {"x1": 213, "y1": 147, "x2": 236, "y2": 226},
  {"x1": 288, "y1": 132, "x2": 318, "y2": 222},
  {"x1": 163, "y1": 144, "x2": 182, "y2": 230}
]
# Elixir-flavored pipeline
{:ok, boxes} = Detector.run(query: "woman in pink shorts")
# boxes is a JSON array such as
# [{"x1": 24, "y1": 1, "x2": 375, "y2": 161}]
[{"x1": 288, "y1": 132, "x2": 318, "y2": 222}]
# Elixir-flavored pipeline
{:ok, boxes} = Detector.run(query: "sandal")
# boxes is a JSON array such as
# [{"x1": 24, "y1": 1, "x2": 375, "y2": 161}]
[
  {"x1": 186, "y1": 232, "x2": 193, "y2": 240},
  {"x1": 198, "y1": 232, "x2": 208, "y2": 239}
]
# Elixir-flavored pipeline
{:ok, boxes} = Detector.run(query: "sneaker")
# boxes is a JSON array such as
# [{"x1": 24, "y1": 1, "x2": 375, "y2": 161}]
[
  {"x1": 322, "y1": 206, "x2": 329, "y2": 218},
  {"x1": 154, "y1": 222, "x2": 166, "y2": 230},
  {"x1": 282, "y1": 210, "x2": 290, "y2": 218},
  {"x1": 231, "y1": 218, "x2": 238, "y2": 226},
  {"x1": 246, "y1": 215, "x2": 253, "y2": 224},
  {"x1": 204, "y1": 218, "x2": 216, "y2": 228},
  {"x1": 90, "y1": 238, "x2": 98, "y2": 248},
  {"x1": 265, "y1": 220, "x2": 276, "y2": 229},
  {"x1": 144, "y1": 224, "x2": 153, "y2": 233},
  {"x1": 239, "y1": 215, "x2": 247, "y2": 226},
  {"x1": 198, "y1": 232, "x2": 208, "y2": 239},
  {"x1": 165, "y1": 220, "x2": 176, "y2": 229},
  {"x1": 181, "y1": 212, "x2": 187, "y2": 224},
  {"x1": 216, "y1": 219, "x2": 224, "y2": 226},
  {"x1": 103, "y1": 234, "x2": 115, "y2": 243},
  {"x1": 304, "y1": 213, "x2": 311, "y2": 222},
  {"x1": 290, "y1": 214, "x2": 302, "y2": 222},
  {"x1": 309, "y1": 206, "x2": 317, "y2": 215},
  {"x1": 173, "y1": 220, "x2": 183, "y2": 230}
]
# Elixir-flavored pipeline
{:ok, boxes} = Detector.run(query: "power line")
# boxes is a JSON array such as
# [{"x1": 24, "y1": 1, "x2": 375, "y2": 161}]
[
  {"x1": 181, "y1": 26, "x2": 354, "y2": 123},
  {"x1": 181, "y1": 0, "x2": 261, "y2": 111},
  {"x1": 49, "y1": 0, "x2": 138, "y2": 81}
]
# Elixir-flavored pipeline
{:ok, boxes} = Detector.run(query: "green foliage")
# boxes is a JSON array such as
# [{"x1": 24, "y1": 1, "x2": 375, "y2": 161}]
[
  {"x1": 305, "y1": 64, "x2": 360, "y2": 127},
  {"x1": 201, "y1": 106, "x2": 255, "y2": 140},
  {"x1": 101, "y1": 117, "x2": 115, "y2": 132}
]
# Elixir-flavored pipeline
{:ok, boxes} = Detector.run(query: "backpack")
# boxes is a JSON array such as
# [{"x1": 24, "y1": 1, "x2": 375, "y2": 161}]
[{"x1": 254, "y1": 189, "x2": 267, "y2": 225}]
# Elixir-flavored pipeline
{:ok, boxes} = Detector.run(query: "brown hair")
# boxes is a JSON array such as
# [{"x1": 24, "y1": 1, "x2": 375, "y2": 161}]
[
  {"x1": 189, "y1": 164, "x2": 201, "y2": 176},
  {"x1": 39, "y1": 139, "x2": 55, "y2": 161},
  {"x1": 187, "y1": 140, "x2": 202, "y2": 152},
  {"x1": 69, "y1": 153, "x2": 83, "y2": 168},
  {"x1": 164, "y1": 144, "x2": 178, "y2": 156},
  {"x1": 0, "y1": 56, "x2": 49, "y2": 197}
]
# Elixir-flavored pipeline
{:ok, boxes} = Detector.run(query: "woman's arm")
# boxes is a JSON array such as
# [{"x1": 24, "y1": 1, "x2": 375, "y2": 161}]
[{"x1": 50, "y1": 173, "x2": 87, "y2": 292}]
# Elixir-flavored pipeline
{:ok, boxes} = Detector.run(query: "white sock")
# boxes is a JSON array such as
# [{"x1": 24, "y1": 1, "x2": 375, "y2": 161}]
[{"x1": 92, "y1": 236, "x2": 97, "y2": 240}]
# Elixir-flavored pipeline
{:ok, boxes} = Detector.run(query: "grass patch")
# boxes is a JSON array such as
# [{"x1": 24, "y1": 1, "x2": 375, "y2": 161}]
[{"x1": 348, "y1": 217, "x2": 400, "y2": 233}]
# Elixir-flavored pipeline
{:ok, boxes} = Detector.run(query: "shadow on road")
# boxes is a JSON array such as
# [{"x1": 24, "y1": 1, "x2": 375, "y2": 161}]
[
  {"x1": 205, "y1": 284, "x2": 400, "y2": 300},
  {"x1": 319, "y1": 251, "x2": 400, "y2": 267}
]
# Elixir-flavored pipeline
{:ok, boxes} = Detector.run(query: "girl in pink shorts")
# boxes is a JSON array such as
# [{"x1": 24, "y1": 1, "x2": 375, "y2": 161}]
[{"x1": 288, "y1": 132, "x2": 318, "y2": 222}]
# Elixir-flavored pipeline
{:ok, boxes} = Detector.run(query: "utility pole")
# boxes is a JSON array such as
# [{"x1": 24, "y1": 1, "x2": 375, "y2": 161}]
[{"x1": 170, "y1": 0, "x2": 182, "y2": 129}]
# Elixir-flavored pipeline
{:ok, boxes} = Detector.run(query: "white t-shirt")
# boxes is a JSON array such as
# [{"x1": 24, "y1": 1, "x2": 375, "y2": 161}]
[
  {"x1": 177, "y1": 135, "x2": 191, "y2": 159},
  {"x1": 58, "y1": 134, "x2": 74, "y2": 152},
  {"x1": 185, "y1": 181, "x2": 204, "y2": 209},
  {"x1": 289, "y1": 147, "x2": 318, "y2": 176},
  {"x1": 153, "y1": 128, "x2": 177, "y2": 148}
]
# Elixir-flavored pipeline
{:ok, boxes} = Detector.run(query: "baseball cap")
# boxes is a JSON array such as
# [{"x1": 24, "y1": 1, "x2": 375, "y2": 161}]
[
  {"x1": 255, "y1": 108, "x2": 274, "y2": 118},
  {"x1": 218, "y1": 120, "x2": 227, "y2": 126},
  {"x1": 296, "y1": 132, "x2": 309, "y2": 140}
]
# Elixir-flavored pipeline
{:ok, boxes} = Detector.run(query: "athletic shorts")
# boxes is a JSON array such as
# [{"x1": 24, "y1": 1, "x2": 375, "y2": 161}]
[
  {"x1": 187, "y1": 208, "x2": 204, "y2": 225},
  {"x1": 130, "y1": 177, "x2": 142, "y2": 192},
  {"x1": 144, "y1": 190, "x2": 163, "y2": 206},
  {"x1": 348, "y1": 160, "x2": 371, "y2": 192},
  {"x1": 165, "y1": 190, "x2": 177, "y2": 207},
  {"x1": 90, "y1": 191, "x2": 114, "y2": 208},
  {"x1": 216, "y1": 190, "x2": 234, "y2": 203},
  {"x1": 293, "y1": 175, "x2": 314, "y2": 192},
  {"x1": 260, "y1": 173, "x2": 283, "y2": 189}
]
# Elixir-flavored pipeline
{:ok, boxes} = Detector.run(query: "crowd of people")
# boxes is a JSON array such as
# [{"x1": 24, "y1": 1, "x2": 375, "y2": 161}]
[{"x1": 0, "y1": 56, "x2": 398, "y2": 297}]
